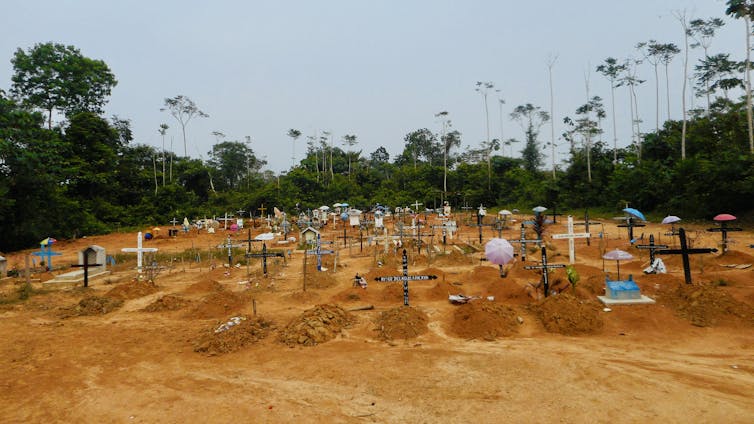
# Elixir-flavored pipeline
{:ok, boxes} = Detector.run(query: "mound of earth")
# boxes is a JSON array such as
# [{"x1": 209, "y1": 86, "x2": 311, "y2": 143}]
[
  {"x1": 193, "y1": 316, "x2": 275, "y2": 355},
  {"x1": 534, "y1": 293, "x2": 604, "y2": 335},
  {"x1": 484, "y1": 279, "x2": 531, "y2": 305},
  {"x1": 105, "y1": 279, "x2": 159, "y2": 300},
  {"x1": 449, "y1": 301, "x2": 519, "y2": 340},
  {"x1": 665, "y1": 282, "x2": 754, "y2": 327},
  {"x1": 374, "y1": 306, "x2": 428, "y2": 340},
  {"x1": 61, "y1": 296, "x2": 124, "y2": 317},
  {"x1": 278, "y1": 304, "x2": 355, "y2": 346},
  {"x1": 424, "y1": 280, "x2": 460, "y2": 301},
  {"x1": 183, "y1": 278, "x2": 224, "y2": 294},
  {"x1": 142, "y1": 294, "x2": 191, "y2": 312},
  {"x1": 304, "y1": 268, "x2": 338, "y2": 289},
  {"x1": 433, "y1": 249, "x2": 473, "y2": 266},
  {"x1": 380, "y1": 282, "x2": 418, "y2": 302},
  {"x1": 185, "y1": 290, "x2": 249, "y2": 319}
]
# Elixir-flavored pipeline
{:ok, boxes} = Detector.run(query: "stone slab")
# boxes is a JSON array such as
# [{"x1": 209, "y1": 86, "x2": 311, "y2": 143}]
[{"x1": 597, "y1": 295, "x2": 656, "y2": 305}]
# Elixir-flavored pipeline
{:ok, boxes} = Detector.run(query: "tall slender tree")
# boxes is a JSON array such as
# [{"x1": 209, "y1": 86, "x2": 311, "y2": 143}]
[
  {"x1": 475, "y1": 81, "x2": 495, "y2": 187},
  {"x1": 726, "y1": 0, "x2": 754, "y2": 154},
  {"x1": 655, "y1": 43, "x2": 681, "y2": 121},
  {"x1": 547, "y1": 55, "x2": 558, "y2": 179},
  {"x1": 637, "y1": 40, "x2": 662, "y2": 132},
  {"x1": 435, "y1": 111, "x2": 451, "y2": 194},
  {"x1": 674, "y1": 10, "x2": 691, "y2": 159},
  {"x1": 287, "y1": 129, "x2": 302, "y2": 168},
  {"x1": 161, "y1": 95, "x2": 208, "y2": 157},
  {"x1": 158, "y1": 123, "x2": 169, "y2": 186},
  {"x1": 689, "y1": 18, "x2": 725, "y2": 112},
  {"x1": 596, "y1": 58, "x2": 626, "y2": 164},
  {"x1": 341, "y1": 134, "x2": 358, "y2": 178},
  {"x1": 511, "y1": 103, "x2": 549, "y2": 173}
]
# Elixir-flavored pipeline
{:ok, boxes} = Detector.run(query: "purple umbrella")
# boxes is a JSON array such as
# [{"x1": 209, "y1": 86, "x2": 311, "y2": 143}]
[
  {"x1": 661, "y1": 215, "x2": 681, "y2": 224},
  {"x1": 602, "y1": 249, "x2": 634, "y2": 280},
  {"x1": 485, "y1": 238, "x2": 515, "y2": 277}
]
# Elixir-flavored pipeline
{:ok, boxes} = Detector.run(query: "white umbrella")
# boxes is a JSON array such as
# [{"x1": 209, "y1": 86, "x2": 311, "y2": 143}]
[
  {"x1": 485, "y1": 238, "x2": 515, "y2": 265},
  {"x1": 319, "y1": 205, "x2": 330, "y2": 211},
  {"x1": 498, "y1": 209, "x2": 513, "y2": 215},
  {"x1": 602, "y1": 249, "x2": 634, "y2": 280},
  {"x1": 348, "y1": 209, "x2": 362, "y2": 216},
  {"x1": 661, "y1": 215, "x2": 681, "y2": 224},
  {"x1": 333, "y1": 203, "x2": 342, "y2": 207},
  {"x1": 532, "y1": 206, "x2": 547, "y2": 213}
]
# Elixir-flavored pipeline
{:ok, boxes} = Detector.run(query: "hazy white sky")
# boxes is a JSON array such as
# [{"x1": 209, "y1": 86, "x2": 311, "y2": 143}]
[{"x1": 0, "y1": 0, "x2": 744, "y2": 173}]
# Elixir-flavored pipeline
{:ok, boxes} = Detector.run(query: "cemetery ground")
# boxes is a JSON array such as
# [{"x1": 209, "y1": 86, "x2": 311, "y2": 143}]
[{"x1": 1, "y1": 219, "x2": 754, "y2": 422}]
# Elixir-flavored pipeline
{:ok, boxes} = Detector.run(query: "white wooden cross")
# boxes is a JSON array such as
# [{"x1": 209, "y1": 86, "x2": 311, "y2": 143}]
[
  {"x1": 121, "y1": 232, "x2": 158, "y2": 273},
  {"x1": 551, "y1": 215, "x2": 590, "y2": 264}
]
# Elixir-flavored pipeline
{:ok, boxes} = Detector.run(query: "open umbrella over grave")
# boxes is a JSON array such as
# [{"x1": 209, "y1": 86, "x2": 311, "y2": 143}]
[
  {"x1": 532, "y1": 206, "x2": 548, "y2": 214},
  {"x1": 40, "y1": 237, "x2": 57, "y2": 246},
  {"x1": 485, "y1": 238, "x2": 515, "y2": 277},
  {"x1": 603, "y1": 249, "x2": 634, "y2": 280},
  {"x1": 662, "y1": 215, "x2": 681, "y2": 235},
  {"x1": 713, "y1": 213, "x2": 736, "y2": 222},
  {"x1": 623, "y1": 207, "x2": 646, "y2": 221}
]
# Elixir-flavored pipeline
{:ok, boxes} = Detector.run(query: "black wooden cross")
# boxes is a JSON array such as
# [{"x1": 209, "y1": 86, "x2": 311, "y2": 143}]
[
  {"x1": 656, "y1": 228, "x2": 718, "y2": 284},
  {"x1": 492, "y1": 217, "x2": 507, "y2": 238},
  {"x1": 524, "y1": 246, "x2": 566, "y2": 297},
  {"x1": 509, "y1": 223, "x2": 543, "y2": 262},
  {"x1": 635, "y1": 234, "x2": 668, "y2": 265},
  {"x1": 573, "y1": 209, "x2": 600, "y2": 246},
  {"x1": 373, "y1": 249, "x2": 437, "y2": 306},
  {"x1": 617, "y1": 216, "x2": 646, "y2": 242},
  {"x1": 70, "y1": 249, "x2": 102, "y2": 288},
  {"x1": 245, "y1": 243, "x2": 285, "y2": 277},
  {"x1": 471, "y1": 211, "x2": 495, "y2": 244},
  {"x1": 431, "y1": 221, "x2": 456, "y2": 245},
  {"x1": 305, "y1": 234, "x2": 334, "y2": 271},
  {"x1": 706, "y1": 222, "x2": 742, "y2": 253}
]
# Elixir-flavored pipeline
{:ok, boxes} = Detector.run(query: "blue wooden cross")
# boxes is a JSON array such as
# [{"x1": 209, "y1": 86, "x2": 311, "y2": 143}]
[
  {"x1": 305, "y1": 234, "x2": 334, "y2": 271},
  {"x1": 31, "y1": 244, "x2": 62, "y2": 270}
]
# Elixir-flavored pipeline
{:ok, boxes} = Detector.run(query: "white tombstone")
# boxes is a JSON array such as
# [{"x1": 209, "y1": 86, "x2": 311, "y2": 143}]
[
  {"x1": 121, "y1": 232, "x2": 158, "y2": 273},
  {"x1": 78, "y1": 245, "x2": 107, "y2": 273},
  {"x1": 236, "y1": 218, "x2": 244, "y2": 229},
  {"x1": 0, "y1": 255, "x2": 6, "y2": 277}
]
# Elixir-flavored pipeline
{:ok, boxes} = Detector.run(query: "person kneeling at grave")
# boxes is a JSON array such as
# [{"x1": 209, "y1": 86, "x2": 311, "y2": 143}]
[{"x1": 353, "y1": 273, "x2": 368, "y2": 289}]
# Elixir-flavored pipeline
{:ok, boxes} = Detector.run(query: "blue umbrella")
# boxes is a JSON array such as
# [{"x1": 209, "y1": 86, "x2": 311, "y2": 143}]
[{"x1": 622, "y1": 207, "x2": 646, "y2": 221}]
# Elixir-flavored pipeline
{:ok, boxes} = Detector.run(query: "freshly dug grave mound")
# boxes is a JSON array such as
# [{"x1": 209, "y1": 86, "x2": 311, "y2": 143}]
[
  {"x1": 380, "y1": 282, "x2": 418, "y2": 302},
  {"x1": 185, "y1": 290, "x2": 249, "y2": 319},
  {"x1": 278, "y1": 304, "x2": 355, "y2": 346},
  {"x1": 664, "y1": 282, "x2": 754, "y2": 327},
  {"x1": 61, "y1": 296, "x2": 124, "y2": 317},
  {"x1": 105, "y1": 279, "x2": 159, "y2": 300},
  {"x1": 193, "y1": 316, "x2": 275, "y2": 355},
  {"x1": 142, "y1": 294, "x2": 191, "y2": 312},
  {"x1": 534, "y1": 293, "x2": 604, "y2": 335},
  {"x1": 449, "y1": 301, "x2": 519, "y2": 340},
  {"x1": 183, "y1": 278, "x2": 224, "y2": 294},
  {"x1": 303, "y1": 269, "x2": 338, "y2": 289},
  {"x1": 432, "y1": 249, "x2": 474, "y2": 266},
  {"x1": 374, "y1": 306, "x2": 428, "y2": 341}
]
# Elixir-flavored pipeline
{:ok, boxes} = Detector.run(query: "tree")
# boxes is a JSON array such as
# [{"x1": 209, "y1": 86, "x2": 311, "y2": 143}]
[
  {"x1": 547, "y1": 55, "x2": 558, "y2": 180},
  {"x1": 401, "y1": 129, "x2": 438, "y2": 168},
  {"x1": 341, "y1": 134, "x2": 358, "y2": 177},
  {"x1": 287, "y1": 129, "x2": 302, "y2": 168},
  {"x1": 618, "y1": 59, "x2": 645, "y2": 161},
  {"x1": 10, "y1": 42, "x2": 117, "y2": 129},
  {"x1": 475, "y1": 81, "x2": 495, "y2": 186},
  {"x1": 207, "y1": 141, "x2": 264, "y2": 190},
  {"x1": 563, "y1": 96, "x2": 603, "y2": 183},
  {"x1": 694, "y1": 54, "x2": 744, "y2": 101},
  {"x1": 689, "y1": 18, "x2": 725, "y2": 111},
  {"x1": 158, "y1": 124, "x2": 169, "y2": 185},
  {"x1": 674, "y1": 10, "x2": 691, "y2": 159},
  {"x1": 637, "y1": 40, "x2": 663, "y2": 132},
  {"x1": 726, "y1": 0, "x2": 754, "y2": 154},
  {"x1": 655, "y1": 43, "x2": 681, "y2": 121},
  {"x1": 435, "y1": 111, "x2": 451, "y2": 193},
  {"x1": 596, "y1": 58, "x2": 627, "y2": 164},
  {"x1": 161, "y1": 95, "x2": 208, "y2": 157},
  {"x1": 510, "y1": 104, "x2": 549, "y2": 172}
]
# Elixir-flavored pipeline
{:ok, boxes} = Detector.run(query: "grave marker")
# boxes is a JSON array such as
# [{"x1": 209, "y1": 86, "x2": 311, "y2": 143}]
[
  {"x1": 121, "y1": 232, "x2": 158, "y2": 274},
  {"x1": 71, "y1": 247, "x2": 103, "y2": 288},
  {"x1": 373, "y1": 249, "x2": 437, "y2": 306},
  {"x1": 245, "y1": 243, "x2": 285, "y2": 277},
  {"x1": 617, "y1": 217, "x2": 646, "y2": 242},
  {"x1": 635, "y1": 234, "x2": 668, "y2": 265},
  {"x1": 32, "y1": 243, "x2": 62, "y2": 270},
  {"x1": 305, "y1": 234, "x2": 334, "y2": 271},
  {"x1": 509, "y1": 223, "x2": 543, "y2": 261},
  {"x1": 706, "y1": 222, "x2": 742, "y2": 253},
  {"x1": 524, "y1": 246, "x2": 566, "y2": 297},
  {"x1": 656, "y1": 228, "x2": 717, "y2": 284},
  {"x1": 551, "y1": 215, "x2": 590, "y2": 264},
  {"x1": 573, "y1": 209, "x2": 599, "y2": 246}
]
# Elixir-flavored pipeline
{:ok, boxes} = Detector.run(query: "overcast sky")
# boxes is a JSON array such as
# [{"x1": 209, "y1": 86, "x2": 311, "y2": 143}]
[{"x1": 0, "y1": 0, "x2": 744, "y2": 173}]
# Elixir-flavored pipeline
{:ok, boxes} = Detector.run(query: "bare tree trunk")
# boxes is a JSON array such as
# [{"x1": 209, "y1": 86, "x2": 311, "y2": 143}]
[
  {"x1": 654, "y1": 63, "x2": 659, "y2": 133},
  {"x1": 664, "y1": 64, "x2": 671, "y2": 122},
  {"x1": 610, "y1": 78, "x2": 618, "y2": 164},
  {"x1": 679, "y1": 12, "x2": 689, "y2": 160},
  {"x1": 181, "y1": 124, "x2": 188, "y2": 158},
  {"x1": 744, "y1": 15, "x2": 754, "y2": 154},
  {"x1": 584, "y1": 73, "x2": 592, "y2": 183},
  {"x1": 548, "y1": 57, "x2": 557, "y2": 180},
  {"x1": 152, "y1": 156, "x2": 158, "y2": 195},
  {"x1": 632, "y1": 84, "x2": 642, "y2": 162},
  {"x1": 169, "y1": 136, "x2": 174, "y2": 183},
  {"x1": 161, "y1": 135, "x2": 166, "y2": 186}
]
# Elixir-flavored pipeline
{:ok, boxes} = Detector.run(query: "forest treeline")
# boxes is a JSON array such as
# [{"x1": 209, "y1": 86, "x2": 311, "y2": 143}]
[{"x1": 2, "y1": 1, "x2": 754, "y2": 251}]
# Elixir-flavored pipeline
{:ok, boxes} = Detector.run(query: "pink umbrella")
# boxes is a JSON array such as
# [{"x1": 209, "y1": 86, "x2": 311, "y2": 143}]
[
  {"x1": 485, "y1": 238, "x2": 515, "y2": 278},
  {"x1": 713, "y1": 213, "x2": 736, "y2": 222},
  {"x1": 485, "y1": 238, "x2": 515, "y2": 265},
  {"x1": 602, "y1": 249, "x2": 634, "y2": 280}
]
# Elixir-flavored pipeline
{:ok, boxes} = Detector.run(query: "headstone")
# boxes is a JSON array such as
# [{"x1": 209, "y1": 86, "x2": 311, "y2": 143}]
[
  {"x1": 597, "y1": 275, "x2": 655, "y2": 305},
  {"x1": 77, "y1": 245, "x2": 106, "y2": 274},
  {"x1": 0, "y1": 255, "x2": 6, "y2": 277},
  {"x1": 551, "y1": 215, "x2": 590, "y2": 264},
  {"x1": 373, "y1": 249, "x2": 437, "y2": 306}
]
